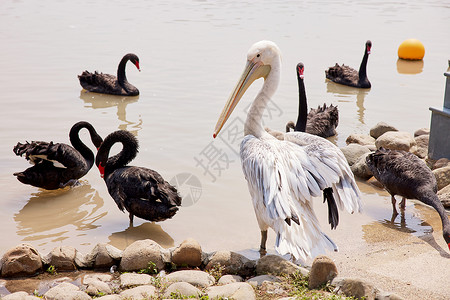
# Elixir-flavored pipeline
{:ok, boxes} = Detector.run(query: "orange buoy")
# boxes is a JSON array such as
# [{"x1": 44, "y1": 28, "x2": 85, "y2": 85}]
[{"x1": 398, "y1": 39, "x2": 425, "y2": 60}]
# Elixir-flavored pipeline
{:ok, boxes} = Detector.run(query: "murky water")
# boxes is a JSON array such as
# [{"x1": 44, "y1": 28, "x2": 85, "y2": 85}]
[{"x1": 1, "y1": 0, "x2": 449, "y2": 257}]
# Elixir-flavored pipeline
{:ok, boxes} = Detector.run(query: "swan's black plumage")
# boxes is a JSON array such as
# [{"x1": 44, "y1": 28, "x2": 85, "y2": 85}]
[
  {"x1": 325, "y1": 40, "x2": 372, "y2": 88},
  {"x1": 78, "y1": 53, "x2": 140, "y2": 96},
  {"x1": 366, "y1": 147, "x2": 450, "y2": 250},
  {"x1": 96, "y1": 130, "x2": 181, "y2": 224},
  {"x1": 13, "y1": 121, "x2": 103, "y2": 190},
  {"x1": 286, "y1": 62, "x2": 339, "y2": 138}
]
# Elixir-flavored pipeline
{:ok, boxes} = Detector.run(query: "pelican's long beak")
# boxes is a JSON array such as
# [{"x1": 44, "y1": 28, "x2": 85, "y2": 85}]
[{"x1": 213, "y1": 60, "x2": 271, "y2": 138}]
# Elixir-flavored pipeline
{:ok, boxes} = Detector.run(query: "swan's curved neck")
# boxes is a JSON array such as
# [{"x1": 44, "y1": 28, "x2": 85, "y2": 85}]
[
  {"x1": 69, "y1": 122, "x2": 98, "y2": 168},
  {"x1": 295, "y1": 75, "x2": 308, "y2": 132},
  {"x1": 358, "y1": 49, "x2": 369, "y2": 81},
  {"x1": 117, "y1": 56, "x2": 130, "y2": 84},
  {"x1": 244, "y1": 58, "x2": 281, "y2": 138},
  {"x1": 420, "y1": 191, "x2": 450, "y2": 230}
]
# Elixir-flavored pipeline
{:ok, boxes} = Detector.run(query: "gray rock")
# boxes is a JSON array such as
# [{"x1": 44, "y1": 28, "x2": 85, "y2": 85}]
[
  {"x1": 414, "y1": 127, "x2": 430, "y2": 137},
  {"x1": 119, "y1": 239, "x2": 164, "y2": 272},
  {"x1": 437, "y1": 183, "x2": 450, "y2": 208},
  {"x1": 44, "y1": 246, "x2": 77, "y2": 271},
  {"x1": 1, "y1": 291, "x2": 41, "y2": 300},
  {"x1": 43, "y1": 282, "x2": 91, "y2": 300},
  {"x1": 205, "y1": 250, "x2": 256, "y2": 277},
  {"x1": 375, "y1": 131, "x2": 416, "y2": 152},
  {"x1": 346, "y1": 134, "x2": 375, "y2": 146},
  {"x1": 85, "y1": 243, "x2": 122, "y2": 269},
  {"x1": 120, "y1": 272, "x2": 153, "y2": 287},
  {"x1": 165, "y1": 270, "x2": 215, "y2": 288},
  {"x1": 256, "y1": 255, "x2": 309, "y2": 276},
  {"x1": 340, "y1": 144, "x2": 371, "y2": 166},
  {"x1": 85, "y1": 279, "x2": 112, "y2": 296},
  {"x1": 308, "y1": 255, "x2": 338, "y2": 289},
  {"x1": 218, "y1": 274, "x2": 244, "y2": 285},
  {"x1": 333, "y1": 277, "x2": 378, "y2": 300},
  {"x1": 118, "y1": 285, "x2": 156, "y2": 299},
  {"x1": 432, "y1": 165, "x2": 450, "y2": 190},
  {"x1": 350, "y1": 153, "x2": 373, "y2": 179},
  {"x1": 171, "y1": 238, "x2": 202, "y2": 267},
  {"x1": 246, "y1": 274, "x2": 280, "y2": 287},
  {"x1": 206, "y1": 282, "x2": 256, "y2": 300},
  {"x1": 163, "y1": 282, "x2": 203, "y2": 299},
  {"x1": 0, "y1": 243, "x2": 43, "y2": 277},
  {"x1": 370, "y1": 122, "x2": 398, "y2": 139},
  {"x1": 412, "y1": 134, "x2": 429, "y2": 159},
  {"x1": 82, "y1": 273, "x2": 113, "y2": 285},
  {"x1": 433, "y1": 158, "x2": 450, "y2": 170}
]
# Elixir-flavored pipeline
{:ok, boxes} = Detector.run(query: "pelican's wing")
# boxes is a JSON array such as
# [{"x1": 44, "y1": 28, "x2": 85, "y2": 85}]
[
  {"x1": 240, "y1": 135, "x2": 338, "y2": 260},
  {"x1": 285, "y1": 131, "x2": 362, "y2": 214}
]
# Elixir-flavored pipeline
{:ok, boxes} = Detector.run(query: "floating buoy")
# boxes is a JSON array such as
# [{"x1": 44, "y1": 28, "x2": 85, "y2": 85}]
[{"x1": 398, "y1": 39, "x2": 425, "y2": 60}]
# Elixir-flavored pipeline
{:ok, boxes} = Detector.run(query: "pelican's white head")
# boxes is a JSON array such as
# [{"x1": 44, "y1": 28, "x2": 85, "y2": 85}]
[{"x1": 213, "y1": 40, "x2": 282, "y2": 138}]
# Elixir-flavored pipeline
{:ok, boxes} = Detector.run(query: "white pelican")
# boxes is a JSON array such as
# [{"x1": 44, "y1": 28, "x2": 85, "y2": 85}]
[{"x1": 213, "y1": 41, "x2": 362, "y2": 261}]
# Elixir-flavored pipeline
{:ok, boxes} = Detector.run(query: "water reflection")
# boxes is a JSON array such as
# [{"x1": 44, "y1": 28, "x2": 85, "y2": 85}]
[
  {"x1": 326, "y1": 81, "x2": 369, "y2": 125},
  {"x1": 396, "y1": 58, "x2": 424, "y2": 74},
  {"x1": 108, "y1": 222, "x2": 174, "y2": 250},
  {"x1": 79, "y1": 91, "x2": 143, "y2": 134},
  {"x1": 14, "y1": 183, "x2": 106, "y2": 244}
]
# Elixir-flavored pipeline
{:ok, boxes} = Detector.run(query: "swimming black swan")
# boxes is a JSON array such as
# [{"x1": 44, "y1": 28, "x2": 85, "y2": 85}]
[
  {"x1": 78, "y1": 53, "x2": 140, "y2": 96},
  {"x1": 95, "y1": 130, "x2": 181, "y2": 224},
  {"x1": 286, "y1": 62, "x2": 339, "y2": 138},
  {"x1": 13, "y1": 121, "x2": 103, "y2": 190},
  {"x1": 325, "y1": 40, "x2": 372, "y2": 88},
  {"x1": 366, "y1": 147, "x2": 450, "y2": 250}
]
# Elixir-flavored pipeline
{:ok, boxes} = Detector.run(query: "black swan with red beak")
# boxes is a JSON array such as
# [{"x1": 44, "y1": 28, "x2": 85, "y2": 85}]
[
  {"x1": 13, "y1": 121, "x2": 103, "y2": 189},
  {"x1": 366, "y1": 147, "x2": 450, "y2": 251},
  {"x1": 325, "y1": 40, "x2": 372, "y2": 88},
  {"x1": 95, "y1": 130, "x2": 181, "y2": 224},
  {"x1": 78, "y1": 53, "x2": 140, "y2": 96}
]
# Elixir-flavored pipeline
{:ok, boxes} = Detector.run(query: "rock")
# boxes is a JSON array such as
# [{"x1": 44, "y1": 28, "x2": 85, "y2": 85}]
[
  {"x1": 119, "y1": 285, "x2": 156, "y2": 299},
  {"x1": 119, "y1": 239, "x2": 164, "y2": 272},
  {"x1": 95, "y1": 296, "x2": 120, "y2": 300},
  {"x1": 82, "y1": 273, "x2": 113, "y2": 285},
  {"x1": 0, "y1": 243, "x2": 43, "y2": 277},
  {"x1": 206, "y1": 282, "x2": 256, "y2": 300},
  {"x1": 165, "y1": 270, "x2": 215, "y2": 288},
  {"x1": 205, "y1": 250, "x2": 256, "y2": 277},
  {"x1": 375, "y1": 131, "x2": 416, "y2": 152},
  {"x1": 412, "y1": 134, "x2": 429, "y2": 159},
  {"x1": 1, "y1": 291, "x2": 41, "y2": 300},
  {"x1": 171, "y1": 238, "x2": 202, "y2": 267},
  {"x1": 376, "y1": 290, "x2": 406, "y2": 300},
  {"x1": 308, "y1": 255, "x2": 338, "y2": 289},
  {"x1": 370, "y1": 122, "x2": 398, "y2": 139},
  {"x1": 120, "y1": 273, "x2": 153, "y2": 287},
  {"x1": 246, "y1": 274, "x2": 280, "y2": 287},
  {"x1": 218, "y1": 274, "x2": 244, "y2": 285},
  {"x1": 432, "y1": 165, "x2": 450, "y2": 190},
  {"x1": 84, "y1": 243, "x2": 122, "y2": 269},
  {"x1": 340, "y1": 144, "x2": 371, "y2": 166},
  {"x1": 433, "y1": 158, "x2": 450, "y2": 170},
  {"x1": 351, "y1": 153, "x2": 373, "y2": 179},
  {"x1": 43, "y1": 282, "x2": 91, "y2": 300},
  {"x1": 346, "y1": 134, "x2": 375, "y2": 146},
  {"x1": 85, "y1": 279, "x2": 112, "y2": 296},
  {"x1": 333, "y1": 277, "x2": 378, "y2": 300},
  {"x1": 437, "y1": 184, "x2": 450, "y2": 208},
  {"x1": 163, "y1": 282, "x2": 203, "y2": 299},
  {"x1": 44, "y1": 246, "x2": 77, "y2": 271},
  {"x1": 256, "y1": 255, "x2": 309, "y2": 276},
  {"x1": 414, "y1": 128, "x2": 429, "y2": 137}
]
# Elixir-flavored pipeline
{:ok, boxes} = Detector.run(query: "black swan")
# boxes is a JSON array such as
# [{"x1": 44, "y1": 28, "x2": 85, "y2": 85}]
[
  {"x1": 286, "y1": 62, "x2": 339, "y2": 138},
  {"x1": 78, "y1": 53, "x2": 140, "y2": 96},
  {"x1": 325, "y1": 40, "x2": 372, "y2": 88},
  {"x1": 13, "y1": 121, "x2": 103, "y2": 190},
  {"x1": 95, "y1": 130, "x2": 181, "y2": 224},
  {"x1": 366, "y1": 147, "x2": 450, "y2": 250}
]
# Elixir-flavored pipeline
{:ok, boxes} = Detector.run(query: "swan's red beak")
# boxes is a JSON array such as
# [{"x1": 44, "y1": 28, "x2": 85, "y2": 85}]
[
  {"x1": 98, "y1": 162, "x2": 105, "y2": 178},
  {"x1": 135, "y1": 61, "x2": 141, "y2": 72}
]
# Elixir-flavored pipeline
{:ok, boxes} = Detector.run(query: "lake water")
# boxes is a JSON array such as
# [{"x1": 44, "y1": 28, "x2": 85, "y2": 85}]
[{"x1": 0, "y1": 0, "x2": 449, "y2": 259}]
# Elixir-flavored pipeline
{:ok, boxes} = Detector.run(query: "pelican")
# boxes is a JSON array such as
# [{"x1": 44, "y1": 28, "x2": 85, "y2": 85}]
[{"x1": 213, "y1": 41, "x2": 362, "y2": 261}]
